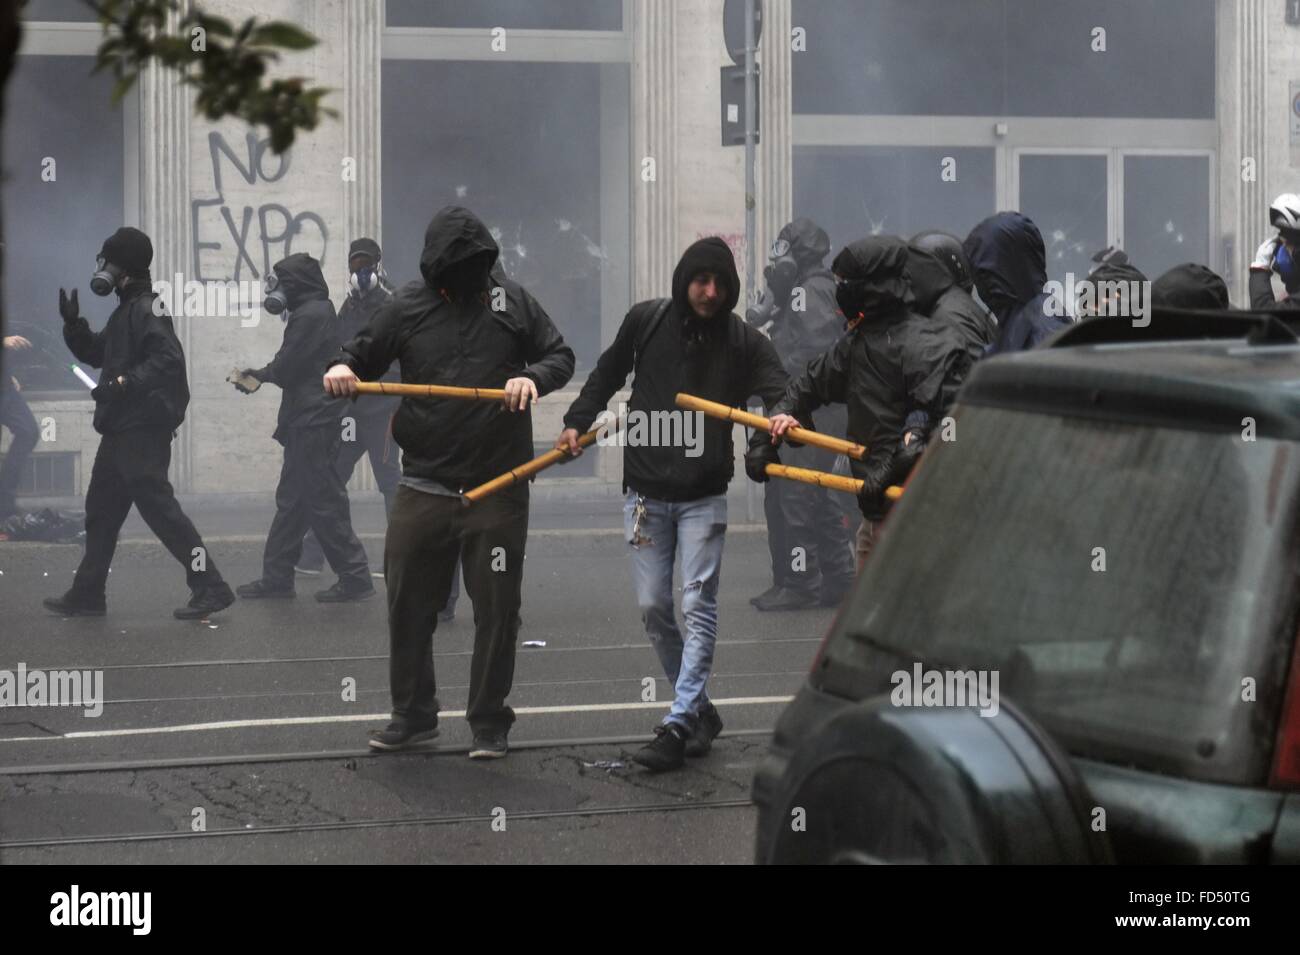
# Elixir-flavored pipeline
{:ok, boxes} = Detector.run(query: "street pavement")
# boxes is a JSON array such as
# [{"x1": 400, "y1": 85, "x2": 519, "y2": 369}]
[{"x1": 0, "y1": 497, "x2": 844, "y2": 863}]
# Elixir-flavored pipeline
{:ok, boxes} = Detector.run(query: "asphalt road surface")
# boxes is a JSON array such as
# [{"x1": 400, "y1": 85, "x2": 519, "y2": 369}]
[{"x1": 0, "y1": 507, "x2": 841, "y2": 864}]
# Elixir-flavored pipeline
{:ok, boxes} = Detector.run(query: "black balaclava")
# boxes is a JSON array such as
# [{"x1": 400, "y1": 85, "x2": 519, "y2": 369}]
[
  {"x1": 93, "y1": 227, "x2": 152, "y2": 296},
  {"x1": 831, "y1": 236, "x2": 913, "y2": 326}
]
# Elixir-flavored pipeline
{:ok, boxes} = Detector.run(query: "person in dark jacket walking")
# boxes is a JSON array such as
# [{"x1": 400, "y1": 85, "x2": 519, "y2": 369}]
[
  {"x1": 963, "y1": 212, "x2": 1070, "y2": 354},
  {"x1": 324, "y1": 206, "x2": 574, "y2": 758},
  {"x1": 558, "y1": 237, "x2": 788, "y2": 772},
  {"x1": 757, "y1": 236, "x2": 969, "y2": 571},
  {"x1": 296, "y1": 238, "x2": 400, "y2": 577},
  {"x1": 43, "y1": 227, "x2": 235, "y2": 620},
  {"x1": 234, "y1": 252, "x2": 374, "y2": 603},
  {"x1": 747, "y1": 219, "x2": 855, "y2": 612}
]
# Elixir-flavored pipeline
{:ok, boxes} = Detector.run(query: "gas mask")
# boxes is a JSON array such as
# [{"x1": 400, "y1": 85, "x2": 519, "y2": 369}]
[
  {"x1": 347, "y1": 265, "x2": 380, "y2": 299},
  {"x1": 262, "y1": 271, "x2": 289, "y2": 316},
  {"x1": 763, "y1": 238, "x2": 799, "y2": 302},
  {"x1": 90, "y1": 256, "x2": 125, "y2": 297}
]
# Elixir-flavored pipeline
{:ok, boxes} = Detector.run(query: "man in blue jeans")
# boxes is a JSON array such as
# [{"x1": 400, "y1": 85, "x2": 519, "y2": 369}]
[{"x1": 557, "y1": 238, "x2": 788, "y2": 771}]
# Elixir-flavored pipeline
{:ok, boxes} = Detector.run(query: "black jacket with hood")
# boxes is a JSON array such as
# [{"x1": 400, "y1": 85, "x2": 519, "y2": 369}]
[
  {"x1": 906, "y1": 242, "x2": 996, "y2": 359},
  {"x1": 768, "y1": 219, "x2": 844, "y2": 376},
  {"x1": 253, "y1": 253, "x2": 345, "y2": 444},
  {"x1": 63, "y1": 277, "x2": 189, "y2": 435},
  {"x1": 336, "y1": 206, "x2": 575, "y2": 489},
  {"x1": 770, "y1": 237, "x2": 966, "y2": 520},
  {"x1": 563, "y1": 237, "x2": 789, "y2": 503},
  {"x1": 1152, "y1": 263, "x2": 1231, "y2": 311},
  {"x1": 963, "y1": 212, "x2": 1070, "y2": 355}
]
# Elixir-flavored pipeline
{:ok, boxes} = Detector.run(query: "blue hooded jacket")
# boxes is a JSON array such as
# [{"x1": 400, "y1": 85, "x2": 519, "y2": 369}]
[{"x1": 963, "y1": 212, "x2": 1070, "y2": 355}]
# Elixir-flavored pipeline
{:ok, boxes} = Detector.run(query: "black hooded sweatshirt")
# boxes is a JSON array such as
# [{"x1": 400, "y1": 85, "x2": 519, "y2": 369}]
[
  {"x1": 906, "y1": 243, "x2": 996, "y2": 356},
  {"x1": 1151, "y1": 263, "x2": 1231, "y2": 311},
  {"x1": 338, "y1": 276, "x2": 399, "y2": 420},
  {"x1": 964, "y1": 212, "x2": 1070, "y2": 354},
  {"x1": 253, "y1": 253, "x2": 345, "y2": 444},
  {"x1": 64, "y1": 277, "x2": 190, "y2": 435},
  {"x1": 771, "y1": 237, "x2": 967, "y2": 520},
  {"x1": 563, "y1": 237, "x2": 789, "y2": 502},
  {"x1": 335, "y1": 206, "x2": 575, "y2": 489}
]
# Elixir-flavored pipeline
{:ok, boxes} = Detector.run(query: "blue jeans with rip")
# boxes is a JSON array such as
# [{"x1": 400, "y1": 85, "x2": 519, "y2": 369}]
[{"x1": 624, "y1": 491, "x2": 728, "y2": 732}]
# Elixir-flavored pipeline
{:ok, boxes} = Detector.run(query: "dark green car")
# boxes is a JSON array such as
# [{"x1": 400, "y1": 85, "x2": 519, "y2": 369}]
[{"x1": 754, "y1": 311, "x2": 1300, "y2": 864}]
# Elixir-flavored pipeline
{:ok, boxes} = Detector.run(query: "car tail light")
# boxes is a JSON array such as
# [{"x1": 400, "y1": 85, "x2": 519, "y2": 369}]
[{"x1": 1270, "y1": 634, "x2": 1300, "y2": 789}]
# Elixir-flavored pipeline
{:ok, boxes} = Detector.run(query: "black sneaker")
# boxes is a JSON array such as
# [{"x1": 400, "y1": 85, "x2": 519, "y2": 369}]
[
  {"x1": 685, "y1": 703, "x2": 724, "y2": 758},
  {"x1": 753, "y1": 586, "x2": 820, "y2": 612},
  {"x1": 749, "y1": 583, "x2": 784, "y2": 607},
  {"x1": 315, "y1": 578, "x2": 376, "y2": 603},
  {"x1": 368, "y1": 721, "x2": 440, "y2": 751},
  {"x1": 42, "y1": 591, "x2": 106, "y2": 617},
  {"x1": 468, "y1": 731, "x2": 508, "y2": 759},
  {"x1": 174, "y1": 583, "x2": 236, "y2": 620},
  {"x1": 820, "y1": 578, "x2": 856, "y2": 607},
  {"x1": 236, "y1": 579, "x2": 295, "y2": 599},
  {"x1": 633, "y1": 723, "x2": 688, "y2": 772}
]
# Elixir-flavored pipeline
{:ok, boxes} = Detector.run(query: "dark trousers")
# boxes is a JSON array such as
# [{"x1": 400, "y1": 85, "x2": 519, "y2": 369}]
[
  {"x1": 71, "y1": 429, "x2": 225, "y2": 599},
  {"x1": 383, "y1": 483, "x2": 528, "y2": 733},
  {"x1": 0, "y1": 382, "x2": 38, "y2": 516},
  {"x1": 261, "y1": 426, "x2": 370, "y2": 585},
  {"x1": 763, "y1": 442, "x2": 856, "y2": 595},
  {"x1": 298, "y1": 412, "x2": 400, "y2": 569}
]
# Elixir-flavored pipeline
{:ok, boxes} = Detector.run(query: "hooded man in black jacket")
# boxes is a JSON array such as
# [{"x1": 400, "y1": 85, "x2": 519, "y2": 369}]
[
  {"x1": 324, "y1": 206, "x2": 575, "y2": 758},
  {"x1": 907, "y1": 230, "x2": 996, "y2": 353},
  {"x1": 758, "y1": 236, "x2": 970, "y2": 571},
  {"x1": 963, "y1": 212, "x2": 1071, "y2": 354},
  {"x1": 558, "y1": 237, "x2": 788, "y2": 772},
  {"x1": 1151, "y1": 263, "x2": 1231, "y2": 310},
  {"x1": 45, "y1": 227, "x2": 235, "y2": 620},
  {"x1": 295, "y1": 237, "x2": 401, "y2": 578},
  {"x1": 234, "y1": 252, "x2": 374, "y2": 603},
  {"x1": 747, "y1": 219, "x2": 855, "y2": 612}
]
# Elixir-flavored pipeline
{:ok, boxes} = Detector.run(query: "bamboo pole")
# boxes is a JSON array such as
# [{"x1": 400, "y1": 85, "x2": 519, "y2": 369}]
[
  {"x1": 767, "y1": 464, "x2": 904, "y2": 502},
  {"x1": 464, "y1": 417, "x2": 624, "y2": 503},
  {"x1": 354, "y1": 382, "x2": 508, "y2": 401},
  {"x1": 675, "y1": 392, "x2": 866, "y2": 459}
]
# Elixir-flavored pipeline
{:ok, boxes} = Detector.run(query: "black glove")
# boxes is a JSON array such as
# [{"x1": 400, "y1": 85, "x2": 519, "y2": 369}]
[
  {"x1": 856, "y1": 453, "x2": 895, "y2": 513},
  {"x1": 91, "y1": 375, "x2": 128, "y2": 403},
  {"x1": 59, "y1": 288, "x2": 81, "y2": 324},
  {"x1": 745, "y1": 439, "x2": 781, "y2": 483}
]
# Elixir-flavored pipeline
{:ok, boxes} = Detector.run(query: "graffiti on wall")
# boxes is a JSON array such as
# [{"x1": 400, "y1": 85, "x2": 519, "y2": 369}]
[{"x1": 190, "y1": 131, "x2": 328, "y2": 281}]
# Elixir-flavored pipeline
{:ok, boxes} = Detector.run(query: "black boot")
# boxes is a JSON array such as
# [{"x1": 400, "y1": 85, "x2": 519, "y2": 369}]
[
  {"x1": 43, "y1": 590, "x2": 106, "y2": 617},
  {"x1": 236, "y1": 579, "x2": 296, "y2": 599},
  {"x1": 174, "y1": 582, "x2": 236, "y2": 620},
  {"x1": 633, "y1": 723, "x2": 688, "y2": 772},
  {"x1": 753, "y1": 586, "x2": 819, "y2": 612}
]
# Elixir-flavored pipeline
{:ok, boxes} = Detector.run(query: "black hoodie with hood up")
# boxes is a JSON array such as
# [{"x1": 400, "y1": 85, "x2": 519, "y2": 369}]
[
  {"x1": 963, "y1": 212, "x2": 1070, "y2": 355},
  {"x1": 335, "y1": 206, "x2": 575, "y2": 489},
  {"x1": 252, "y1": 252, "x2": 344, "y2": 443},
  {"x1": 563, "y1": 237, "x2": 789, "y2": 502}
]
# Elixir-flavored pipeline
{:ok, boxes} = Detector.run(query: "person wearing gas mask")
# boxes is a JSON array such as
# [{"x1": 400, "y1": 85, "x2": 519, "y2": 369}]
[
  {"x1": 755, "y1": 236, "x2": 969, "y2": 571},
  {"x1": 1073, "y1": 248, "x2": 1149, "y2": 320},
  {"x1": 233, "y1": 252, "x2": 374, "y2": 603},
  {"x1": 324, "y1": 206, "x2": 574, "y2": 758},
  {"x1": 558, "y1": 237, "x2": 787, "y2": 772},
  {"x1": 1249, "y1": 194, "x2": 1300, "y2": 309},
  {"x1": 963, "y1": 212, "x2": 1071, "y2": 354},
  {"x1": 295, "y1": 238, "x2": 400, "y2": 579},
  {"x1": 745, "y1": 219, "x2": 855, "y2": 612},
  {"x1": 44, "y1": 227, "x2": 235, "y2": 619}
]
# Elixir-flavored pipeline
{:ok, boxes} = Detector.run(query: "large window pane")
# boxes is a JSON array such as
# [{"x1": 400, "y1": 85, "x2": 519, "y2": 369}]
[
  {"x1": 382, "y1": 60, "x2": 622, "y2": 376},
  {"x1": 21, "y1": 0, "x2": 96, "y2": 21},
  {"x1": 1123, "y1": 155, "x2": 1211, "y2": 281},
  {"x1": 792, "y1": 0, "x2": 1214, "y2": 119},
  {"x1": 793, "y1": 147, "x2": 995, "y2": 257},
  {"x1": 1018, "y1": 154, "x2": 1108, "y2": 289},
  {"x1": 4, "y1": 55, "x2": 124, "y2": 393},
  {"x1": 386, "y1": 0, "x2": 622, "y2": 31}
]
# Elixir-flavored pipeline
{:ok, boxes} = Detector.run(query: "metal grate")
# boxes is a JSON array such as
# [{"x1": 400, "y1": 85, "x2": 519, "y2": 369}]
[{"x1": 15, "y1": 452, "x2": 77, "y2": 497}]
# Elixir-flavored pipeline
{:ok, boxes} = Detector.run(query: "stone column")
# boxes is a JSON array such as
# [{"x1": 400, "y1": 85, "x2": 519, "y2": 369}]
[
  {"x1": 631, "y1": 0, "x2": 679, "y2": 302},
  {"x1": 757, "y1": 0, "x2": 792, "y2": 271},
  {"x1": 1221, "y1": 0, "x2": 1269, "y2": 306},
  {"x1": 342, "y1": 0, "x2": 384, "y2": 251}
]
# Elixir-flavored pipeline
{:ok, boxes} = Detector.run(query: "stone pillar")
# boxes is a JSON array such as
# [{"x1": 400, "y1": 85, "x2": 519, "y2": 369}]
[
  {"x1": 757, "y1": 0, "x2": 792, "y2": 271},
  {"x1": 1221, "y1": 0, "x2": 1270, "y2": 305},
  {"x1": 136, "y1": 0, "x2": 194, "y2": 489},
  {"x1": 632, "y1": 0, "x2": 679, "y2": 302},
  {"x1": 342, "y1": 0, "x2": 384, "y2": 252}
]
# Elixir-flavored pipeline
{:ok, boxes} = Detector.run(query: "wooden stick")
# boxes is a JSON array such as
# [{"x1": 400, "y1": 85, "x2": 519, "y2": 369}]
[
  {"x1": 354, "y1": 381, "x2": 508, "y2": 401},
  {"x1": 675, "y1": 392, "x2": 866, "y2": 460},
  {"x1": 767, "y1": 464, "x2": 904, "y2": 502},
  {"x1": 464, "y1": 417, "x2": 624, "y2": 503}
]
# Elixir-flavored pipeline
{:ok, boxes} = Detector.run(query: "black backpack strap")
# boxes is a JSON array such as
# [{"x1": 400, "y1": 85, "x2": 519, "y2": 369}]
[{"x1": 633, "y1": 298, "x2": 673, "y2": 373}]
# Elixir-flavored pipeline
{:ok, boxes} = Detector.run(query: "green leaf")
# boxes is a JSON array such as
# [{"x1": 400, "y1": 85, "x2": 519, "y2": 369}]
[
  {"x1": 248, "y1": 21, "x2": 318, "y2": 51},
  {"x1": 110, "y1": 71, "x2": 139, "y2": 103}
]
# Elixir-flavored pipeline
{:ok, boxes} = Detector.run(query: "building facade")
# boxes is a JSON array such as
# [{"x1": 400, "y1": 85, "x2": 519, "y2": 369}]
[{"x1": 3, "y1": 0, "x2": 1295, "y2": 507}]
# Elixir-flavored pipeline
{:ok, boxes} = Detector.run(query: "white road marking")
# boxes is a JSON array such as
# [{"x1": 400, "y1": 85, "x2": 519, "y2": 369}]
[{"x1": 0, "y1": 695, "x2": 795, "y2": 742}]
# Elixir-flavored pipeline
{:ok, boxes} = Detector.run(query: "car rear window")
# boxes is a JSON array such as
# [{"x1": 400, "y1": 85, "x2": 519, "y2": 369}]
[{"x1": 827, "y1": 405, "x2": 1300, "y2": 785}]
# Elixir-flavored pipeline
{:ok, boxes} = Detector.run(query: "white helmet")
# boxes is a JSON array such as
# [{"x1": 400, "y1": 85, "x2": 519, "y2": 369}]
[{"x1": 1270, "y1": 193, "x2": 1300, "y2": 233}]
